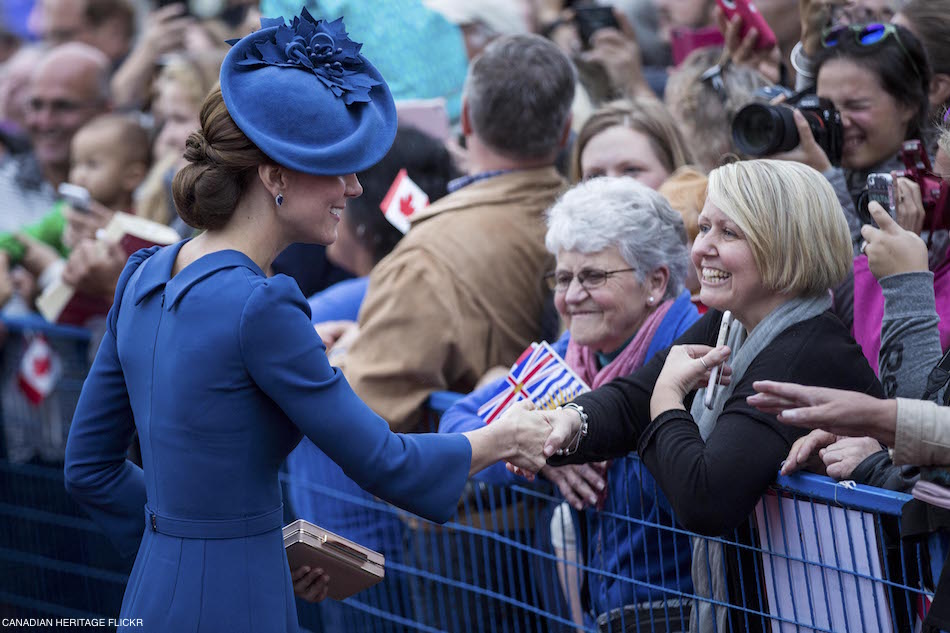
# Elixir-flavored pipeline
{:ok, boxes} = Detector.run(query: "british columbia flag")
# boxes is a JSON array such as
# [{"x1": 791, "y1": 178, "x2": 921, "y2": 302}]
[{"x1": 477, "y1": 342, "x2": 589, "y2": 424}]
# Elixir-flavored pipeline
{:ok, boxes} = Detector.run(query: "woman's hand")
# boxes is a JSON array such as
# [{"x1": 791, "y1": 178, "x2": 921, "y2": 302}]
[
  {"x1": 504, "y1": 404, "x2": 583, "y2": 479},
  {"x1": 781, "y1": 428, "x2": 837, "y2": 475},
  {"x1": 771, "y1": 110, "x2": 833, "y2": 173},
  {"x1": 314, "y1": 320, "x2": 356, "y2": 349},
  {"x1": 891, "y1": 175, "x2": 925, "y2": 234},
  {"x1": 62, "y1": 200, "x2": 115, "y2": 250},
  {"x1": 818, "y1": 436, "x2": 883, "y2": 480},
  {"x1": 716, "y1": 6, "x2": 782, "y2": 84},
  {"x1": 860, "y1": 201, "x2": 928, "y2": 279},
  {"x1": 748, "y1": 380, "x2": 897, "y2": 446},
  {"x1": 291, "y1": 566, "x2": 329, "y2": 603},
  {"x1": 16, "y1": 233, "x2": 62, "y2": 278},
  {"x1": 62, "y1": 239, "x2": 127, "y2": 299},
  {"x1": 540, "y1": 462, "x2": 607, "y2": 511},
  {"x1": 779, "y1": 430, "x2": 882, "y2": 479},
  {"x1": 800, "y1": 0, "x2": 847, "y2": 56},
  {"x1": 132, "y1": 3, "x2": 192, "y2": 62},
  {"x1": 650, "y1": 344, "x2": 731, "y2": 418},
  {"x1": 581, "y1": 10, "x2": 650, "y2": 100},
  {"x1": 468, "y1": 401, "x2": 554, "y2": 479}
]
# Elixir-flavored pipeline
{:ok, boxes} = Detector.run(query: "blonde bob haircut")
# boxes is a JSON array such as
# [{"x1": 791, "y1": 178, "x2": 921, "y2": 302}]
[{"x1": 706, "y1": 160, "x2": 852, "y2": 297}]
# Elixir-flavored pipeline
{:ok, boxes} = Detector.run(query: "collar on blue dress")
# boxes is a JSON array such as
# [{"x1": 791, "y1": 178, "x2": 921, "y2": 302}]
[{"x1": 132, "y1": 241, "x2": 266, "y2": 309}]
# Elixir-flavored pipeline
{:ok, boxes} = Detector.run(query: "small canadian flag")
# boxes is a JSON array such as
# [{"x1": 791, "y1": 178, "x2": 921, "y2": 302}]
[
  {"x1": 18, "y1": 334, "x2": 61, "y2": 406},
  {"x1": 379, "y1": 168, "x2": 429, "y2": 234}
]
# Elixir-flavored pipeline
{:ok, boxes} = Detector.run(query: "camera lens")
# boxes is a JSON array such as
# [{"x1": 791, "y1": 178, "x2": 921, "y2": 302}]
[{"x1": 732, "y1": 103, "x2": 801, "y2": 157}]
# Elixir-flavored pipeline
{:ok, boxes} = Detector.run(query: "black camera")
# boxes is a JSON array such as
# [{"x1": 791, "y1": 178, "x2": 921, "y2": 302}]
[{"x1": 732, "y1": 92, "x2": 844, "y2": 166}]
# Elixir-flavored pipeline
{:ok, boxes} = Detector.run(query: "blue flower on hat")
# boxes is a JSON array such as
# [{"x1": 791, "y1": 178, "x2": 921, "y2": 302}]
[{"x1": 227, "y1": 8, "x2": 380, "y2": 106}]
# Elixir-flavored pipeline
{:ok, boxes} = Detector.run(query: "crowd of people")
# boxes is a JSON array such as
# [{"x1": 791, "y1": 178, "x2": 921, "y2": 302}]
[{"x1": 3, "y1": 0, "x2": 950, "y2": 631}]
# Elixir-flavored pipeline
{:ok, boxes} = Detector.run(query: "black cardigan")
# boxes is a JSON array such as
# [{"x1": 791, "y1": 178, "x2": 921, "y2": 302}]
[{"x1": 552, "y1": 309, "x2": 884, "y2": 536}]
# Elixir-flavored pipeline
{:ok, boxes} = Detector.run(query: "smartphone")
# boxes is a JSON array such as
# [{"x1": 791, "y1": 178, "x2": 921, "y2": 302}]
[
  {"x1": 671, "y1": 26, "x2": 725, "y2": 66},
  {"x1": 704, "y1": 310, "x2": 732, "y2": 408},
  {"x1": 866, "y1": 173, "x2": 896, "y2": 218},
  {"x1": 57, "y1": 183, "x2": 91, "y2": 213},
  {"x1": 716, "y1": 0, "x2": 777, "y2": 51},
  {"x1": 574, "y1": 5, "x2": 620, "y2": 49}
]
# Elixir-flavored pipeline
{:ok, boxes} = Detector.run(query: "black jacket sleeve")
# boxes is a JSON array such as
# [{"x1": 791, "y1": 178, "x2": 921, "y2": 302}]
[
  {"x1": 552, "y1": 311, "x2": 884, "y2": 537},
  {"x1": 553, "y1": 311, "x2": 722, "y2": 461},
  {"x1": 851, "y1": 449, "x2": 919, "y2": 492}
]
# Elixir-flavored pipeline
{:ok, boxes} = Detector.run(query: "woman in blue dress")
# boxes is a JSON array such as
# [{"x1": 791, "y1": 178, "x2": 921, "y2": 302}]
[{"x1": 62, "y1": 10, "x2": 554, "y2": 633}]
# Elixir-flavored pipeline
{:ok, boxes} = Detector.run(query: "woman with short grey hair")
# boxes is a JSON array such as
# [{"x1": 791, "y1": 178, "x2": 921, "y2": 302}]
[
  {"x1": 546, "y1": 175, "x2": 690, "y2": 306},
  {"x1": 441, "y1": 176, "x2": 700, "y2": 629}
]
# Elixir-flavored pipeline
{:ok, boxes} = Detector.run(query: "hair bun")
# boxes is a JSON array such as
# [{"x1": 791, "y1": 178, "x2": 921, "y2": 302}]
[{"x1": 183, "y1": 131, "x2": 219, "y2": 165}]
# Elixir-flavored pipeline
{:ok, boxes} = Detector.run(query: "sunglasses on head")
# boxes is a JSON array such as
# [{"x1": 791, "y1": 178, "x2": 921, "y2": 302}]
[
  {"x1": 821, "y1": 23, "x2": 921, "y2": 78},
  {"x1": 700, "y1": 61, "x2": 729, "y2": 105}
]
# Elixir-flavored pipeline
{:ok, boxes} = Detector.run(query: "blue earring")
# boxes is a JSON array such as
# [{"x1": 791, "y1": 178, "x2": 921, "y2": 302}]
[{"x1": 275, "y1": 193, "x2": 284, "y2": 206}]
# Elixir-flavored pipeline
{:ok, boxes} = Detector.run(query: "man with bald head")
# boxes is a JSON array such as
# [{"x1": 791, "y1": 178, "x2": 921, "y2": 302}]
[{"x1": 0, "y1": 42, "x2": 110, "y2": 232}]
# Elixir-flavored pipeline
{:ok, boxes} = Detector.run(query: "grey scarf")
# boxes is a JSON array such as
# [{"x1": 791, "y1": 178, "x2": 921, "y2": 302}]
[{"x1": 687, "y1": 294, "x2": 832, "y2": 633}]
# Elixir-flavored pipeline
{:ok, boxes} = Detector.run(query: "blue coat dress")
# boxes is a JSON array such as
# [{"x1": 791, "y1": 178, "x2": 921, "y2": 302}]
[{"x1": 63, "y1": 242, "x2": 472, "y2": 633}]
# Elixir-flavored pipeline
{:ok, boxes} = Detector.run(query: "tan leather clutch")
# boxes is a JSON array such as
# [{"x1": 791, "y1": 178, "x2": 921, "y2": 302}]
[{"x1": 282, "y1": 519, "x2": 385, "y2": 600}]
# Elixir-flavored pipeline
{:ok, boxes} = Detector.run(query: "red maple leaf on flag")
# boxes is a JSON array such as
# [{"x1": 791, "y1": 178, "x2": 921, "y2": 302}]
[
  {"x1": 399, "y1": 194, "x2": 415, "y2": 217},
  {"x1": 33, "y1": 356, "x2": 51, "y2": 376}
]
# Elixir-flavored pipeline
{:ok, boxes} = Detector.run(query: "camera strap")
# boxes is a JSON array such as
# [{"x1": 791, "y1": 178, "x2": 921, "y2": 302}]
[{"x1": 921, "y1": 345, "x2": 950, "y2": 405}]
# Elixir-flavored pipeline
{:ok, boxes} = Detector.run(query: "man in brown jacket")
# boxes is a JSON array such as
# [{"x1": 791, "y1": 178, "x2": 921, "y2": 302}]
[{"x1": 339, "y1": 33, "x2": 575, "y2": 432}]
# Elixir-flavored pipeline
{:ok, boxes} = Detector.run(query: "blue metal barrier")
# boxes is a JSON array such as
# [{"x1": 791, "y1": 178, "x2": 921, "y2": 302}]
[
  {"x1": 0, "y1": 344, "x2": 941, "y2": 633},
  {"x1": 0, "y1": 317, "x2": 131, "y2": 630}
]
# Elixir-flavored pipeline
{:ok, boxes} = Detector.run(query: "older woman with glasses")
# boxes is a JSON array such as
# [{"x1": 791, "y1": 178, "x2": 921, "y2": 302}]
[
  {"x1": 440, "y1": 176, "x2": 699, "y2": 629},
  {"x1": 528, "y1": 160, "x2": 884, "y2": 632}
]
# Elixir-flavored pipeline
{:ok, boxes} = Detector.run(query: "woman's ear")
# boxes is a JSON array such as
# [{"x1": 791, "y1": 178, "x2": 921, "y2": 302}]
[
  {"x1": 257, "y1": 164, "x2": 287, "y2": 199},
  {"x1": 648, "y1": 266, "x2": 671, "y2": 301}
]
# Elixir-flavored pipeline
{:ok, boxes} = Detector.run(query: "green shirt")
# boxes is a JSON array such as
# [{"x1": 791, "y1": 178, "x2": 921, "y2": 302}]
[{"x1": 0, "y1": 200, "x2": 69, "y2": 265}]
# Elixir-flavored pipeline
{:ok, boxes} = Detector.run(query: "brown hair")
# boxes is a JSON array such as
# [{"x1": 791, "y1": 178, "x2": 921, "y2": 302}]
[
  {"x1": 570, "y1": 98, "x2": 694, "y2": 183},
  {"x1": 900, "y1": 1, "x2": 950, "y2": 77},
  {"x1": 172, "y1": 87, "x2": 270, "y2": 231}
]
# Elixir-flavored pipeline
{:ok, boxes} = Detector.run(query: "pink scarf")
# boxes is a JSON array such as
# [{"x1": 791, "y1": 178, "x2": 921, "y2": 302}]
[
  {"x1": 565, "y1": 298, "x2": 675, "y2": 388},
  {"x1": 852, "y1": 254, "x2": 950, "y2": 375}
]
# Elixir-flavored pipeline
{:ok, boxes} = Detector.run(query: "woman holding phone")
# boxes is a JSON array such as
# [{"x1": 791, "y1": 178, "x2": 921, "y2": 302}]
[{"x1": 517, "y1": 159, "x2": 883, "y2": 632}]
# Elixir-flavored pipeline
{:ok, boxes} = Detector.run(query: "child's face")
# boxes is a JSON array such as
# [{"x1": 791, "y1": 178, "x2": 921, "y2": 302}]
[{"x1": 68, "y1": 124, "x2": 137, "y2": 209}]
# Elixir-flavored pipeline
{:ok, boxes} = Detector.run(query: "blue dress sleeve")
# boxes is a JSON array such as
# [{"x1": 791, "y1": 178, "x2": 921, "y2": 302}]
[
  {"x1": 64, "y1": 248, "x2": 158, "y2": 559},
  {"x1": 438, "y1": 378, "x2": 513, "y2": 486},
  {"x1": 241, "y1": 276, "x2": 471, "y2": 524},
  {"x1": 439, "y1": 332, "x2": 572, "y2": 486}
]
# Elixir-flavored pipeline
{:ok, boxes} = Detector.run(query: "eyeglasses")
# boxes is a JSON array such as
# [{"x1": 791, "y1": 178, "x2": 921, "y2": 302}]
[
  {"x1": 545, "y1": 267, "x2": 636, "y2": 292},
  {"x1": 821, "y1": 23, "x2": 922, "y2": 78}
]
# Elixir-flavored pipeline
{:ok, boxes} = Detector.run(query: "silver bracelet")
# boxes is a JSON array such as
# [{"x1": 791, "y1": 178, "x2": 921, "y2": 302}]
[{"x1": 556, "y1": 402, "x2": 588, "y2": 456}]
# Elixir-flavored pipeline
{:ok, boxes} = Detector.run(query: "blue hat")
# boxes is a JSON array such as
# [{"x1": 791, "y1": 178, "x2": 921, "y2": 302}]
[{"x1": 219, "y1": 9, "x2": 397, "y2": 175}]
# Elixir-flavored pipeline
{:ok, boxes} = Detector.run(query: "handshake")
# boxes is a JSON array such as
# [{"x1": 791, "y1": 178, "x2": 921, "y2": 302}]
[{"x1": 465, "y1": 401, "x2": 585, "y2": 479}]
